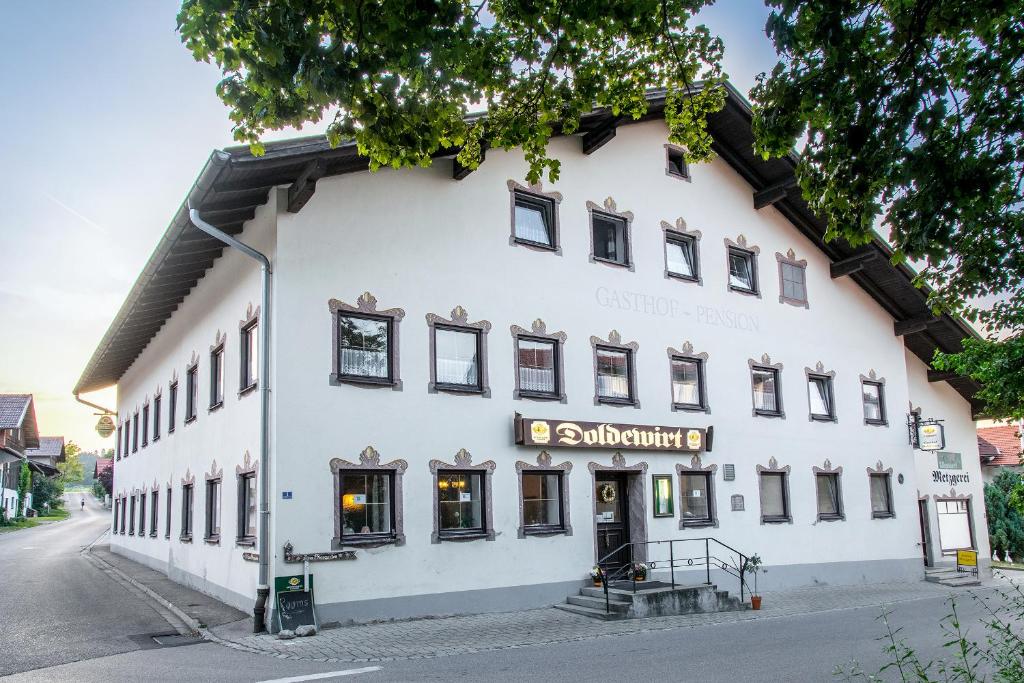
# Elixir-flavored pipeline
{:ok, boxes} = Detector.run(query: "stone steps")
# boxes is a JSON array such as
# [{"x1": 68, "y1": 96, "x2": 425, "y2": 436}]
[
  {"x1": 925, "y1": 567, "x2": 981, "y2": 587},
  {"x1": 556, "y1": 582, "x2": 749, "y2": 620}
]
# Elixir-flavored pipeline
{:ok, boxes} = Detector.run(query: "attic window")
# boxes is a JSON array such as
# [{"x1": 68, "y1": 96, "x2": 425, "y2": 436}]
[{"x1": 666, "y1": 146, "x2": 689, "y2": 180}]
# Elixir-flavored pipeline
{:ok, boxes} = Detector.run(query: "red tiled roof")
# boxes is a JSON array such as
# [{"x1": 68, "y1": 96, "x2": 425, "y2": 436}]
[
  {"x1": 94, "y1": 458, "x2": 113, "y2": 477},
  {"x1": 979, "y1": 424, "x2": 1023, "y2": 467}
]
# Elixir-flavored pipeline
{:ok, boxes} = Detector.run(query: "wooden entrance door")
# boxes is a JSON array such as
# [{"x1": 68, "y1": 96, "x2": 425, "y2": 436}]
[
  {"x1": 918, "y1": 499, "x2": 932, "y2": 567},
  {"x1": 595, "y1": 473, "x2": 631, "y2": 572}
]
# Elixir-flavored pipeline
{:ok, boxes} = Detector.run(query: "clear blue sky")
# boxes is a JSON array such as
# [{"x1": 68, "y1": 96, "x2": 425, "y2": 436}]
[{"x1": 0, "y1": 1, "x2": 777, "y2": 450}]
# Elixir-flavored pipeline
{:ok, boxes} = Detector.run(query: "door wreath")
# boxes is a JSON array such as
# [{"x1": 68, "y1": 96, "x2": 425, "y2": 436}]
[{"x1": 598, "y1": 483, "x2": 617, "y2": 504}]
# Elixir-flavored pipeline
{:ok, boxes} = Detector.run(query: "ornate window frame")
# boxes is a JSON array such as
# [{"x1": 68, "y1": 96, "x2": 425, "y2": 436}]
[
  {"x1": 141, "y1": 399, "x2": 150, "y2": 448},
  {"x1": 168, "y1": 371, "x2": 178, "y2": 434},
  {"x1": 749, "y1": 353, "x2": 785, "y2": 419},
  {"x1": 185, "y1": 351, "x2": 199, "y2": 424},
  {"x1": 149, "y1": 479, "x2": 159, "y2": 538},
  {"x1": 756, "y1": 457, "x2": 792, "y2": 524},
  {"x1": 676, "y1": 455, "x2": 718, "y2": 529},
  {"x1": 203, "y1": 460, "x2": 223, "y2": 545},
  {"x1": 180, "y1": 468, "x2": 195, "y2": 542},
  {"x1": 812, "y1": 459, "x2": 845, "y2": 522},
  {"x1": 427, "y1": 306, "x2": 491, "y2": 397},
  {"x1": 330, "y1": 446, "x2": 407, "y2": 549},
  {"x1": 235, "y1": 451, "x2": 258, "y2": 547},
  {"x1": 591, "y1": 330, "x2": 640, "y2": 408},
  {"x1": 667, "y1": 340, "x2": 709, "y2": 413},
  {"x1": 329, "y1": 292, "x2": 405, "y2": 391},
  {"x1": 927, "y1": 488, "x2": 978, "y2": 554},
  {"x1": 165, "y1": 483, "x2": 172, "y2": 539},
  {"x1": 860, "y1": 370, "x2": 888, "y2": 426},
  {"x1": 587, "y1": 197, "x2": 635, "y2": 271},
  {"x1": 131, "y1": 409, "x2": 139, "y2": 453},
  {"x1": 209, "y1": 330, "x2": 226, "y2": 412},
  {"x1": 507, "y1": 179, "x2": 563, "y2": 254},
  {"x1": 724, "y1": 234, "x2": 761, "y2": 297},
  {"x1": 152, "y1": 387, "x2": 162, "y2": 442},
  {"x1": 239, "y1": 302, "x2": 260, "y2": 396},
  {"x1": 866, "y1": 461, "x2": 896, "y2": 519},
  {"x1": 777, "y1": 248, "x2": 809, "y2": 308},
  {"x1": 661, "y1": 218, "x2": 702, "y2": 285},
  {"x1": 510, "y1": 319, "x2": 567, "y2": 403},
  {"x1": 588, "y1": 453, "x2": 649, "y2": 562},
  {"x1": 430, "y1": 449, "x2": 496, "y2": 543},
  {"x1": 664, "y1": 143, "x2": 691, "y2": 181},
  {"x1": 805, "y1": 361, "x2": 838, "y2": 423},
  {"x1": 515, "y1": 451, "x2": 573, "y2": 538}
]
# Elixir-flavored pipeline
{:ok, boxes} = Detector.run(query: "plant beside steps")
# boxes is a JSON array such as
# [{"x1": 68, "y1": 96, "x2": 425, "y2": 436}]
[
  {"x1": 554, "y1": 583, "x2": 750, "y2": 620},
  {"x1": 924, "y1": 566, "x2": 981, "y2": 587}
]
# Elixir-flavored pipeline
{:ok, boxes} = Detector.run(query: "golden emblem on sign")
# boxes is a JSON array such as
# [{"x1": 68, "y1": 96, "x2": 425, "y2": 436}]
[
  {"x1": 686, "y1": 429, "x2": 701, "y2": 450},
  {"x1": 531, "y1": 421, "x2": 551, "y2": 444}
]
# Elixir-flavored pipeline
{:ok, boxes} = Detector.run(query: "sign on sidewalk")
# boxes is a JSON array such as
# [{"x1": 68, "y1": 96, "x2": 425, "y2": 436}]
[{"x1": 275, "y1": 574, "x2": 317, "y2": 632}]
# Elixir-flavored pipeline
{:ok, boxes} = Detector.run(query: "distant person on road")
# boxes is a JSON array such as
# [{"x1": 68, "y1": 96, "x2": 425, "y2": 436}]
[{"x1": 81, "y1": 498, "x2": 85, "y2": 510}]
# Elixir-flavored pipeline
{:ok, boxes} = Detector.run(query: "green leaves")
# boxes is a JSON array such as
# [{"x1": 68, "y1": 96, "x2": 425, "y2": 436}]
[{"x1": 176, "y1": 0, "x2": 726, "y2": 181}]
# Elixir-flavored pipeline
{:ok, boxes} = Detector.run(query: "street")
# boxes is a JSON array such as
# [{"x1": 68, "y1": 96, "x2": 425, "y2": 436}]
[{"x1": 0, "y1": 494, "x2": 1012, "y2": 682}]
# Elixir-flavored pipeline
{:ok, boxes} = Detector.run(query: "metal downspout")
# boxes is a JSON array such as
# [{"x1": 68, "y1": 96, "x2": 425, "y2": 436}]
[{"x1": 188, "y1": 205, "x2": 273, "y2": 634}]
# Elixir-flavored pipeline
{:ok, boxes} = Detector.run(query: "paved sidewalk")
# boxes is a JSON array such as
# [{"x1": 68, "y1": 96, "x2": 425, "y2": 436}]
[{"x1": 209, "y1": 580, "x2": 967, "y2": 664}]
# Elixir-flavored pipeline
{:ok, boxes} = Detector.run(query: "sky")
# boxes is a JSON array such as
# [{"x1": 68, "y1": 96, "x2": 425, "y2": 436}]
[{"x1": 0, "y1": 1, "x2": 776, "y2": 452}]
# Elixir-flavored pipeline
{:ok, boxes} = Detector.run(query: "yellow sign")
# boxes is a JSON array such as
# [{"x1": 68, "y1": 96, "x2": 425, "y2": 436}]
[
  {"x1": 956, "y1": 549, "x2": 977, "y2": 567},
  {"x1": 530, "y1": 421, "x2": 551, "y2": 444}
]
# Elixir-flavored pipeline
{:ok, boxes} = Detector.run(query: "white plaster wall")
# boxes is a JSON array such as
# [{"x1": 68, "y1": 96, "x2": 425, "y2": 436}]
[
  {"x1": 905, "y1": 350, "x2": 991, "y2": 571},
  {"x1": 109, "y1": 194, "x2": 278, "y2": 610},
  {"x1": 273, "y1": 119, "x2": 924, "y2": 607}
]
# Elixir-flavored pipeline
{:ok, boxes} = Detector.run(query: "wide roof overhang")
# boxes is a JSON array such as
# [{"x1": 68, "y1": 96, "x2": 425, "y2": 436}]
[{"x1": 74, "y1": 83, "x2": 983, "y2": 415}]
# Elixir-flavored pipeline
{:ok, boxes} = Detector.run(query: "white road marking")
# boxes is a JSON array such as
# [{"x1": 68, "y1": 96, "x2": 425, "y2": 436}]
[{"x1": 258, "y1": 667, "x2": 381, "y2": 682}]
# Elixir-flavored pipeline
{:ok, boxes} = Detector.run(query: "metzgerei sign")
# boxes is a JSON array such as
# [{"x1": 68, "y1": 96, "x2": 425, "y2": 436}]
[{"x1": 514, "y1": 414, "x2": 711, "y2": 452}]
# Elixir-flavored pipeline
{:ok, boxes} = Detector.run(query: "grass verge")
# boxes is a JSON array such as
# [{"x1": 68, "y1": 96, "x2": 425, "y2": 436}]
[
  {"x1": 993, "y1": 560, "x2": 1024, "y2": 572},
  {"x1": 0, "y1": 507, "x2": 71, "y2": 533}
]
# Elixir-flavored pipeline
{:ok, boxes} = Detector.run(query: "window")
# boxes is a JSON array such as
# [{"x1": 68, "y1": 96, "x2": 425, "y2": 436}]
[
  {"x1": 751, "y1": 367, "x2": 782, "y2": 416},
  {"x1": 138, "y1": 492, "x2": 146, "y2": 537},
  {"x1": 595, "y1": 346, "x2": 634, "y2": 404},
  {"x1": 512, "y1": 191, "x2": 556, "y2": 249},
  {"x1": 679, "y1": 472, "x2": 714, "y2": 526},
  {"x1": 665, "y1": 233, "x2": 699, "y2": 281},
  {"x1": 437, "y1": 471, "x2": 485, "y2": 537},
  {"x1": 185, "y1": 365, "x2": 198, "y2": 422},
  {"x1": 240, "y1": 320, "x2": 258, "y2": 392},
  {"x1": 815, "y1": 473, "x2": 843, "y2": 520},
  {"x1": 869, "y1": 473, "x2": 894, "y2": 518},
  {"x1": 862, "y1": 380, "x2": 886, "y2": 425},
  {"x1": 123, "y1": 422, "x2": 130, "y2": 457},
  {"x1": 152, "y1": 395, "x2": 161, "y2": 441},
  {"x1": 116, "y1": 425, "x2": 122, "y2": 460},
  {"x1": 516, "y1": 338, "x2": 559, "y2": 398},
  {"x1": 728, "y1": 247, "x2": 758, "y2": 294},
  {"x1": 338, "y1": 314, "x2": 392, "y2": 383},
  {"x1": 591, "y1": 213, "x2": 630, "y2": 267},
  {"x1": 141, "y1": 404, "x2": 149, "y2": 448},
  {"x1": 339, "y1": 472, "x2": 394, "y2": 542},
  {"x1": 759, "y1": 472, "x2": 790, "y2": 522},
  {"x1": 165, "y1": 487, "x2": 172, "y2": 539},
  {"x1": 434, "y1": 327, "x2": 482, "y2": 391},
  {"x1": 205, "y1": 479, "x2": 221, "y2": 542},
  {"x1": 120, "y1": 496, "x2": 127, "y2": 534},
  {"x1": 937, "y1": 499, "x2": 973, "y2": 552},
  {"x1": 521, "y1": 472, "x2": 564, "y2": 532},
  {"x1": 665, "y1": 145, "x2": 689, "y2": 179},
  {"x1": 807, "y1": 374, "x2": 836, "y2": 421},
  {"x1": 238, "y1": 473, "x2": 258, "y2": 543},
  {"x1": 113, "y1": 498, "x2": 119, "y2": 531},
  {"x1": 168, "y1": 381, "x2": 178, "y2": 433},
  {"x1": 180, "y1": 484, "x2": 194, "y2": 540},
  {"x1": 150, "y1": 490, "x2": 158, "y2": 537},
  {"x1": 129, "y1": 495, "x2": 137, "y2": 535},
  {"x1": 210, "y1": 345, "x2": 224, "y2": 409},
  {"x1": 671, "y1": 356, "x2": 706, "y2": 411},
  {"x1": 131, "y1": 413, "x2": 139, "y2": 453},
  {"x1": 779, "y1": 259, "x2": 808, "y2": 306}
]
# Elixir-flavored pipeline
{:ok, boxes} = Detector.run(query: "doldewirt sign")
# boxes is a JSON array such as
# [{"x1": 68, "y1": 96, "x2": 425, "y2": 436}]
[{"x1": 514, "y1": 414, "x2": 712, "y2": 452}]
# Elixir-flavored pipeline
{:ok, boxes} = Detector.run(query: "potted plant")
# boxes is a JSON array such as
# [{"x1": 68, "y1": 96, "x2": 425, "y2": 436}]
[
  {"x1": 633, "y1": 562, "x2": 648, "y2": 581},
  {"x1": 745, "y1": 554, "x2": 763, "y2": 610},
  {"x1": 590, "y1": 566, "x2": 604, "y2": 587}
]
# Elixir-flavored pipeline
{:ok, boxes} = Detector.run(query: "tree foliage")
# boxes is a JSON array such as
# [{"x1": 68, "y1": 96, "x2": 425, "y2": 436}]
[
  {"x1": 985, "y1": 469, "x2": 1024, "y2": 561},
  {"x1": 32, "y1": 475, "x2": 64, "y2": 511},
  {"x1": 752, "y1": 1, "x2": 1024, "y2": 417},
  {"x1": 177, "y1": 0, "x2": 726, "y2": 183},
  {"x1": 58, "y1": 441, "x2": 84, "y2": 485},
  {"x1": 16, "y1": 461, "x2": 31, "y2": 518}
]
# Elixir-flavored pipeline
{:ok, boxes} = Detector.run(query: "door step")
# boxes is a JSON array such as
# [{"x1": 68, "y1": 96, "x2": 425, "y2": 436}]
[
  {"x1": 557, "y1": 583, "x2": 749, "y2": 620},
  {"x1": 553, "y1": 602, "x2": 627, "y2": 620},
  {"x1": 925, "y1": 567, "x2": 980, "y2": 587}
]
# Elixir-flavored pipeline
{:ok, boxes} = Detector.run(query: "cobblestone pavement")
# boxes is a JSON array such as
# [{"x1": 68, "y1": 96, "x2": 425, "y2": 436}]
[{"x1": 209, "y1": 580, "x2": 973, "y2": 663}]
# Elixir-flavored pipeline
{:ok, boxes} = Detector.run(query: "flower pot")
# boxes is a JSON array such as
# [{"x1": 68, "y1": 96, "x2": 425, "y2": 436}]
[
  {"x1": 634, "y1": 575, "x2": 646, "y2": 582},
  {"x1": 593, "y1": 578, "x2": 603, "y2": 587},
  {"x1": 751, "y1": 595, "x2": 762, "y2": 610}
]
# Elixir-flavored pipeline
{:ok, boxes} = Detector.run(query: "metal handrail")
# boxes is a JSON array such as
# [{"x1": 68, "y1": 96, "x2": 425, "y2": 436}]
[{"x1": 595, "y1": 537, "x2": 753, "y2": 614}]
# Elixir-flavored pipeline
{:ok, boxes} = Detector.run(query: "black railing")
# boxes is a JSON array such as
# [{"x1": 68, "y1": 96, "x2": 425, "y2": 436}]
[{"x1": 596, "y1": 537, "x2": 752, "y2": 614}]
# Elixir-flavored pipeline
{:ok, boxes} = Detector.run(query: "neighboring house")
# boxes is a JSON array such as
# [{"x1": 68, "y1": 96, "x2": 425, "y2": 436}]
[
  {"x1": 0, "y1": 394, "x2": 39, "y2": 516},
  {"x1": 979, "y1": 422, "x2": 1024, "y2": 484},
  {"x1": 94, "y1": 457, "x2": 113, "y2": 481},
  {"x1": 77, "y1": 83, "x2": 989, "y2": 629},
  {"x1": 25, "y1": 436, "x2": 66, "y2": 479}
]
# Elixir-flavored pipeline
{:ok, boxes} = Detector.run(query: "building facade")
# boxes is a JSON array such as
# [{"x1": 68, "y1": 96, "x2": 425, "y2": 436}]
[
  {"x1": 978, "y1": 422, "x2": 1023, "y2": 484},
  {"x1": 77, "y1": 86, "x2": 989, "y2": 627}
]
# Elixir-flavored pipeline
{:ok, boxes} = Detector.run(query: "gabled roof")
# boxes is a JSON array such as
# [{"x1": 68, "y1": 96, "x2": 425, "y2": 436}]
[
  {"x1": 26, "y1": 436, "x2": 65, "y2": 463},
  {"x1": 0, "y1": 394, "x2": 39, "y2": 449},
  {"x1": 74, "y1": 83, "x2": 983, "y2": 414},
  {"x1": 979, "y1": 424, "x2": 1023, "y2": 467},
  {"x1": 94, "y1": 457, "x2": 113, "y2": 478}
]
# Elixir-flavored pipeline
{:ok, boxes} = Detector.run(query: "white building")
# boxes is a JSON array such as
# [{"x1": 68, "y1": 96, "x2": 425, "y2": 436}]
[{"x1": 76, "y1": 85, "x2": 989, "y2": 629}]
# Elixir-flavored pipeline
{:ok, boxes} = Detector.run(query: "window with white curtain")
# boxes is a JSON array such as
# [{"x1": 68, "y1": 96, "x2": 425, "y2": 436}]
[
  {"x1": 516, "y1": 338, "x2": 557, "y2": 396},
  {"x1": 752, "y1": 367, "x2": 781, "y2": 415},
  {"x1": 596, "y1": 347, "x2": 632, "y2": 402},
  {"x1": 815, "y1": 473, "x2": 842, "y2": 519},
  {"x1": 338, "y1": 314, "x2": 391, "y2": 381},
  {"x1": 862, "y1": 381, "x2": 886, "y2": 424},
  {"x1": 513, "y1": 192, "x2": 555, "y2": 247},
  {"x1": 671, "y1": 357, "x2": 704, "y2": 409},
  {"x1": 728, "y1": 248, "x2": 757, "y2": 292},
  {"x1": 666, "y1": 234, "x2": 698, "y2": 280},
  {"x1": 760, "y1": 472, "x2": 789, "y2": 522},
  {"x1": 807, "y1": 375, "x2": 835, "y2": 420},
  {"x1": 434, "y1": 327, "x2": 481, "y2": 389},
  {"x1": 869, "y1": 473, "x2": 894, "y2": 518}
]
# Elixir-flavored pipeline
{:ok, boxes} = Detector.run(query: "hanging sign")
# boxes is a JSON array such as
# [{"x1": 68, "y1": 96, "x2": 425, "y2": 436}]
[
  {"x1": 917, "y1": 422, "x2": 946, "y2": 451},
  {"x1": 514, "y1": 414, "x2": 710, "y2": 452},
  {"x1": 96, "y1": 416, "x2": 115, "y2": 438}
]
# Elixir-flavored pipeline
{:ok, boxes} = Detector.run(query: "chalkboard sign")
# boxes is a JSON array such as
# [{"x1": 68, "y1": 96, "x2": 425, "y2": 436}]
[{"x1": 278, "y1": 590, "x2": 317, "y2": 632}]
